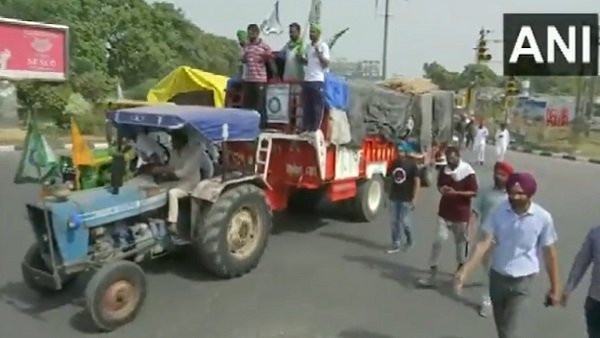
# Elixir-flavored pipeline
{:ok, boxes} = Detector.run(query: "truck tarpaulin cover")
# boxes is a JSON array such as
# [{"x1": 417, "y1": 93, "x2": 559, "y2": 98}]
[
  {"x1": 0, "y1": 17, "x2": 69, "y2": 81},
  {"x1": 342, "y1": 82, "x2": 455, "y2": 148},
  {"x1": 345, "y1": 80, "x2": 415, "y2": 147},
  {"x1": 431, "y1": 90, "x2": 454, "y2": 144}
]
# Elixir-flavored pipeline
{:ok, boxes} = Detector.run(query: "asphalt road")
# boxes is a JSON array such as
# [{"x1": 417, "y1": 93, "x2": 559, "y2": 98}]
[{"x1": 0, "y1": 148, "x2": 598, "y2": 338}]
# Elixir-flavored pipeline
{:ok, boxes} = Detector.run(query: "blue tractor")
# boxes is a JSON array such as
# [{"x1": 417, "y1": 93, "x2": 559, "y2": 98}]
[{"x1": 21, "y1": 105, "x2": 272, "y2": 331}]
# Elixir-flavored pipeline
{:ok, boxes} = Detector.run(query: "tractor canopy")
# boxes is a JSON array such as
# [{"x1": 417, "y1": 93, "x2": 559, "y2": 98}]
[{"x1": 107, "y1": 105, "x2": 261, "y2": 143}]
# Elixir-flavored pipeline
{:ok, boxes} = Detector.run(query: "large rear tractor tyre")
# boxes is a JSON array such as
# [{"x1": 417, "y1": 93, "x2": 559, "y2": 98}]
[
  {"x1": 84, "y1": 260, "x2": 147, "y2": 332},
  {"x1": 21, "y1": 243, "x2": 75, "y2": 294},
  {"x1": 286, "y1": 189, "x2": 323, "y2": 213},
  {"x1": 352, "y1": 175, "x2": 385, "y2": 222},
  {"x1": 196, "y1": 184, "x2": 272, "y2": 279}
]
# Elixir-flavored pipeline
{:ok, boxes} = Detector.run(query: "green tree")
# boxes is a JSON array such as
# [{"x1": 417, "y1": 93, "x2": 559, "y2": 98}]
[
  {"x1": 422, "y1": 62, "x2": 460, "y2": 90},
  {"x1": 4, "y1": 0, "x2": 239, "y2": 127}
]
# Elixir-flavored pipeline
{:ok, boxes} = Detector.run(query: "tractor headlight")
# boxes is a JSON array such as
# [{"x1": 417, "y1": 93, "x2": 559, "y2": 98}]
[{"x1": 67, "y1": 214, "x2": 82, "y2": 230}]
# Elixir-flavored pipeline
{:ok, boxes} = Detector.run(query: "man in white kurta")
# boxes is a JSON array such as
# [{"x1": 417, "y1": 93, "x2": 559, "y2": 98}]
[
  {"x1": 494, "y1": 123, "x2": 510, "y2": 161},
  {"x1": 150, "y1": 130, "x2": 203, "y2": 236},
  {"x1": 474, "y1": 122, "x2": 489, "y2": 165}
]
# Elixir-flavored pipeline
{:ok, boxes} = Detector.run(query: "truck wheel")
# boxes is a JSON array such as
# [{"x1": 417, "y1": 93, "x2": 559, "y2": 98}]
[
  {"x1": 21, "y1": 244, "x2": 74, "y2": 293},
  {"x1": 286, "y1": 189, "x2": 322, "y2": 213},
  {"x1": 85, "y1": 260, "x2": 146, "y2": 332},
  {"x1": 196, "y1": 184, "x2": 271, "y2": 279},
  {"x1": 352, "y1": 175, "x2": 385, "y2": 222}
]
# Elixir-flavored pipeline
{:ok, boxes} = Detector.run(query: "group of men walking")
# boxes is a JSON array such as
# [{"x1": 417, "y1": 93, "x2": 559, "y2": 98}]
[
  {"x1": 456, "y1": 115, "x2": 510, "y2": 165},
  {"x1": 236, "y1": 22, "x2": 330, "y2": 133},
  {"x1": 386, "y1": 144, "x2": 600, "y2": 338}
]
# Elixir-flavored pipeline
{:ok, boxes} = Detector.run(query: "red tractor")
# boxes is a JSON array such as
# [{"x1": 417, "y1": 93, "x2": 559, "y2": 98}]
[{"x1": 224, "y1": 75, "x2": 453, "y2": 221}]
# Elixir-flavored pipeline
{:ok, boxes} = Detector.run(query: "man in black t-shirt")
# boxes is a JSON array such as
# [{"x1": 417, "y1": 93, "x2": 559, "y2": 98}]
[{"x1": 385, "y1": 143, "x2": 421, "y2": 253}]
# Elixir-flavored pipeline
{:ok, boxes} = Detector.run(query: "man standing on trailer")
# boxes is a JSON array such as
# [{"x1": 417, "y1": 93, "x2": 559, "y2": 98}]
[
  {"x1": 241, "y1": 24, "x2": 277, "y2": 128},
  {"x1": 385, "y1": 142, "x2": 421, "y2": 253},
  {"x1": 418, "y1": 146, "x2": 478, "y2": 287},
  {"x1": 280, "y1": 22, "x2": 304, "y2": 81},
  {"x1": 299, "y1": 23, "x2": 330, "y2": 134}
]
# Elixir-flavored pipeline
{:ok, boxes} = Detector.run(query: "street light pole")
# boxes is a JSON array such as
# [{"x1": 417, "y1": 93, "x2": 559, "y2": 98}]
[{"x1": 381, "y1": 0, "x2": 390, "y2": 80}]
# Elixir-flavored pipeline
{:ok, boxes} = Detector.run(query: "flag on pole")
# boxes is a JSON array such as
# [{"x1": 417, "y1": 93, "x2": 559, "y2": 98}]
[
  {"x1": 14, "y1": 114, "x2": 58, "y2": 184},
  {"x1": 327, "y1": 27, "x2": 350, "y2": 49},
  {"x1": 308, "y1": 0, "x2": 322, "y2": 25},
  {"x1": 301, "y1": 0, "x2": 322, "y2": 41},
  {"x1": 70, "y1": 117, "x2": 94, "y2": 167},
  {"x1": 260, "y1": 0, "x2": 283, "y2": 35}
]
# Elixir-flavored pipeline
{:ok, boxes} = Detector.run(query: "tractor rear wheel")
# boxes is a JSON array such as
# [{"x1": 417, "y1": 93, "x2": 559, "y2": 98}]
[
  {"x1": 351, "y1": 175, "x2": 385, "y2": 222},
  {"x1": 196, "y1": 184, "x2": 271, "y2": 279},
  {"x1": 85, "y1": 260, "x2": 146, "y2": 332}
]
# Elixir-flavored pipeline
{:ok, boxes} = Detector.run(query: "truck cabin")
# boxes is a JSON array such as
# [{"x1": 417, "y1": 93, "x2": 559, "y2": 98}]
[{"x1": 225, "y1": 51, "x2": 335, "y2": 136}]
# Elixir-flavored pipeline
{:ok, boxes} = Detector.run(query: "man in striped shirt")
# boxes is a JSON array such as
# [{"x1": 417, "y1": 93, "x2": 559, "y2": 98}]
[
  {"x1": 561, "y1": 225, "x2": 600, "y2": 338},
  {"x1": 241, "y1": 24, "x2": 277, "y2": 128}
]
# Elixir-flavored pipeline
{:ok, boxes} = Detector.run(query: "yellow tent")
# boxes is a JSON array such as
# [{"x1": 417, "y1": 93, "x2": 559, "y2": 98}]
[{"x1": 147, "y1": 66, "x2": 229, "y2": 107}]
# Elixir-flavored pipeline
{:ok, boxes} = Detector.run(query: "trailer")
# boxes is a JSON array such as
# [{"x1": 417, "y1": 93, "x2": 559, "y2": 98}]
[{"x1": 225, "y1": 74, "x2": 455, "y2": 221}]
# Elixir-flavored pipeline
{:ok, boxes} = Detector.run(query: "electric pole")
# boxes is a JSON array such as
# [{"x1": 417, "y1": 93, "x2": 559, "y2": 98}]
[{"x1": 381, "y1": 0, "x2": 390, "y2": 79}]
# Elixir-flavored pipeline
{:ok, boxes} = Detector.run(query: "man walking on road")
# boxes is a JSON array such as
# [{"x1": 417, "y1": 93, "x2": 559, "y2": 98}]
[
  {"x1": 472, "y1": 161, "x2": 513, "y2": 317},
  {"x1": 418, "y1": 146, "x2": 478, "y2": 287},
  {"x1": 455, "y1": 172, "x2": 562, "y2": 338},
  {"x1": 561, "y1": 225, "x2": 600, "y2": 338},
  {"x1": 385, "y1": 143, "x2": 421, "y2": 253},
  {"x1": 474, "y1": 121, "x2": 489, "y2": 165},
  {"x1": 495, "y1": 123, "x2": 510, "y2": 161}
]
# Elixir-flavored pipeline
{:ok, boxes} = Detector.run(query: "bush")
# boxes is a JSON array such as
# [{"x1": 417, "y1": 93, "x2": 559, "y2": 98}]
[{"x1": 73, "y1": 113, "x2": 105, "y2": 135}]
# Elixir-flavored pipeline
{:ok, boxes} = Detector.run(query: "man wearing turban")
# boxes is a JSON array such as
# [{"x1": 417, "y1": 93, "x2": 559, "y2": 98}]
[
  {"x1": 455, "y1": 172, "x2": 562, "y2": 338},
  {"x1": 471, "y1": 161, "x2": 513, "y2": 317}
]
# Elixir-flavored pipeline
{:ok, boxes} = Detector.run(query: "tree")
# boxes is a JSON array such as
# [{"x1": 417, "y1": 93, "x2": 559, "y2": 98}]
[
  {"x1": 423, "y1": 62, "x2": 499, "y2": 91},
  {"x1": 422, "y1": 62, "x2": 460, "y2": 90},
  {"x1": 3, "y1": 0, "x2": 240, "y2": 127}
]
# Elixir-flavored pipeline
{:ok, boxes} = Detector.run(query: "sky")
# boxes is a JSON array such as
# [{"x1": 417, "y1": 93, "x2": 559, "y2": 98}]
[{"x1": 166, "y1": 0, "x2": 598, "y2": 77}]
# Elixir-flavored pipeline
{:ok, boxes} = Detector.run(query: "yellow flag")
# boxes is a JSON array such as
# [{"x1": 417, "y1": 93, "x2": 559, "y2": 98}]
[{"x1": 70, "y1": 117, "x2": 94, "y2": 166}]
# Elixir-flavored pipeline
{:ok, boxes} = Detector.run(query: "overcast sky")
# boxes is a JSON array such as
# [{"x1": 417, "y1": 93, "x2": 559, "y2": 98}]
[{"x1": 166, "y1": 0, "x2": 598, "y2": 77}]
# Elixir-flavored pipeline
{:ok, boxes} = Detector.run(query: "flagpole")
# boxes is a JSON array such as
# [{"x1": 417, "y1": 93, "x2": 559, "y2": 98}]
[{"x1": 381, "y1": 0, "x2": 390, "y2": 80}]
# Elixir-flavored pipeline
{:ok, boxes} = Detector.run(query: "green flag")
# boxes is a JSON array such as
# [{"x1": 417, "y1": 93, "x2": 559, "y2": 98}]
[
  {"x1": 14, "y1": 115, "x2": 58, "y2": 184},
  {"x1": 327, "y1": 27, "x2": 350, "y2": 49}
]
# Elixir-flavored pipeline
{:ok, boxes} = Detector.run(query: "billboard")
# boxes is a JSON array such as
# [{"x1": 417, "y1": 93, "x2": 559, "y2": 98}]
[{"x1": 0, "y1": 17, "x2": 69, "y2": 81}]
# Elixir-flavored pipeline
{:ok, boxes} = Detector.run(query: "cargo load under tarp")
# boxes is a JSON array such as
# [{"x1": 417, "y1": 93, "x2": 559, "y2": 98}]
[
  {"x1": 343, "y1": 80, "x2": 454, "y2": 148},
  {"x1": 346, "y1": 81, "x2": 415, "y2": 147}
]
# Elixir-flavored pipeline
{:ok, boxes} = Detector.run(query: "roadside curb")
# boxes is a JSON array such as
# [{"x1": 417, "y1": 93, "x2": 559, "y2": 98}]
[
  {"x1": 509, "y1": 145, "x2": 600, "y2": 165},
  {"x1": 0, "y1": 142, "x2": 109, "y2": 152}
]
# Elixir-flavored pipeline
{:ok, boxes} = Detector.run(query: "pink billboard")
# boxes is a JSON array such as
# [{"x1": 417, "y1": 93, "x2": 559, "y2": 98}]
[{"x1": 0, "y1": 17, "x2": 69, "y2": 81}]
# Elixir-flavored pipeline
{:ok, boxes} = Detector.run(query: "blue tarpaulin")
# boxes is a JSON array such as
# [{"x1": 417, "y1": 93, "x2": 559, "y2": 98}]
[{"x1": 108, "y1": 105, "x2": 261, "y2": 142}]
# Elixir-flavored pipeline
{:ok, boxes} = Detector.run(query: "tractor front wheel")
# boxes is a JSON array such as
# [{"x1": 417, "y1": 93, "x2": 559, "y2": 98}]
[
  {"x1": 85, "y1": 260, "x2": 147, "y2": 332},
  {"x1": 196, "y1": 184, "x2": 271, "y2": 279}
]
